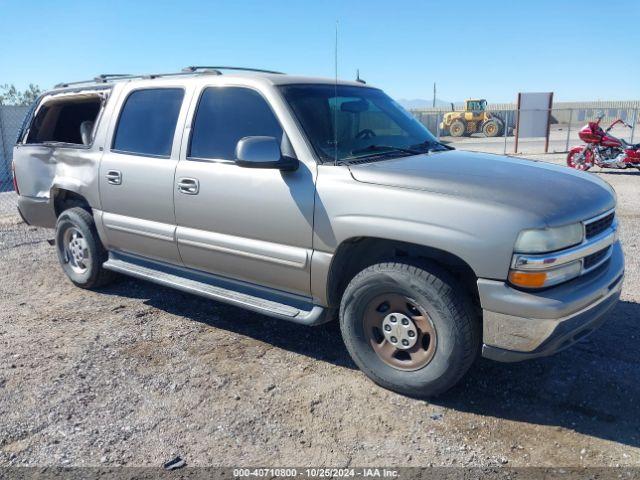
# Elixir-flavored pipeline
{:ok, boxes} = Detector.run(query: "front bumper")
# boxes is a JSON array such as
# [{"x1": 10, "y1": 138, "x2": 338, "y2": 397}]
[{"x1": 480, "y1": 241, "x2": 624, "y2": 362}]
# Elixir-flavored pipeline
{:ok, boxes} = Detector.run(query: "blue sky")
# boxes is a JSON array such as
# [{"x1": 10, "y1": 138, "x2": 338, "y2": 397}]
[{"x1": 1, "y1": 0, "x2": 638, "y2": 102}]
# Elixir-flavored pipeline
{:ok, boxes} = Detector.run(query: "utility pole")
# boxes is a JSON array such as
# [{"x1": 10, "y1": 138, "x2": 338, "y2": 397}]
[{"x1": 433, "y1": 82, "x2": 436, "y2": 108}]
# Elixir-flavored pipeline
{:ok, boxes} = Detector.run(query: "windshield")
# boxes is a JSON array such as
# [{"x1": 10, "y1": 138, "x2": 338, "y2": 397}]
[
  {"x1": 467, "y1": 100, "x2": 486, "y2": 111},
  {"x1": 279, "y1": 84, "x2": 447, "y2": 163}
]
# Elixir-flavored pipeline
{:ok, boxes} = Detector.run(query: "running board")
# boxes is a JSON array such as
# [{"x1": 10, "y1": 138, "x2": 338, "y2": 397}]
[{"x1": 103, "y1": 253, "x2": 328, "y2": 326}]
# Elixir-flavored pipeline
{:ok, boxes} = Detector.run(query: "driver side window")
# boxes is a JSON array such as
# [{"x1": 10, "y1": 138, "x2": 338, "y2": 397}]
[{"x1": 188, "y1": 87, "x2": 283, "y2": 161}]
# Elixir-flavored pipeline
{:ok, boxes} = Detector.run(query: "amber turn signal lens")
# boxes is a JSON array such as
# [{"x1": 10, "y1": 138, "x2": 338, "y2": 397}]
[{"x1": 508, "y1": 270, "x2": 548, "y2": 288}]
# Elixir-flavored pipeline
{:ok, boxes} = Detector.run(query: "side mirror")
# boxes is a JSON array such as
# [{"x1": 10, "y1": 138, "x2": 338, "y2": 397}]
[{"x1": 235, "y1": 136, "x2": 298, "y2": 171}]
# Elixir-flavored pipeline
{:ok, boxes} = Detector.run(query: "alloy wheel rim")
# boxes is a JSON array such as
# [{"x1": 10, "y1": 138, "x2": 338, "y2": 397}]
[
  {"x1": 62, "y1": 227, "x2": 90, "y2": 274},
  {"x1": 363, "y1": 293, "x2": 437, "y2": 371},
  {"x1": 570, "y1": 152, "x2": 592, "y2": 170}
]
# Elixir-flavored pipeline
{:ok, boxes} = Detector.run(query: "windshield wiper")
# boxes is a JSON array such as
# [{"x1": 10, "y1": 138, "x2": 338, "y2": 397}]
[
  {"x1": 350, "y1": 144, "x2": 422, "y2": 156},
  {"x1": 410, "y1": 140, "x2": 454, "y2": 152}
]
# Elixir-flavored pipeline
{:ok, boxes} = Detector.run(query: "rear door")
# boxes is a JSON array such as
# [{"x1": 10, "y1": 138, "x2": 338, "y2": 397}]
[{"x1": 98, "y1": 85, "x2": 191, "y2": 264}]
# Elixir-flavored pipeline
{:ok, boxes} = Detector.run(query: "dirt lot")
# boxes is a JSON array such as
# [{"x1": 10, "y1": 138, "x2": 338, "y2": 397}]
[{"x1": 1, "y1": 154, "x2": 639, "y2": 468}]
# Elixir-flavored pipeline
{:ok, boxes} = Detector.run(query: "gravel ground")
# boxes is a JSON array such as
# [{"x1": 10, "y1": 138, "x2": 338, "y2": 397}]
[{"x1": 0, "y1": 154, "x2": 639, "y2": 468}]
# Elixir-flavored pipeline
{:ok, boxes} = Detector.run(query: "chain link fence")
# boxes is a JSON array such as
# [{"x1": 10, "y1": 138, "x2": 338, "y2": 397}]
[
  {"x1": 0, "y1": 105, "x2": 29, "y2": 206},
  {"x1": 0, "y1": 105, "x2": 48, "y2": 252},
  {"x1": 412, "y1": 102, "x2": 639, "y2": 156}
]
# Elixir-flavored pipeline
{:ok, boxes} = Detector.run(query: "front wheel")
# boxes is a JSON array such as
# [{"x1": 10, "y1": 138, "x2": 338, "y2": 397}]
[
  {"x1": 449, "y1": 120, "x2": 466, "y2": 137},
  {"x1": 339, "y1": 262, "x2": 480, "y2": 397},
  {"x1": 482, "y1": 119, "x2": 503, "y2": 137},
  {"x1": 567, "y1": 148, "x2": 593, "y2": 171}
]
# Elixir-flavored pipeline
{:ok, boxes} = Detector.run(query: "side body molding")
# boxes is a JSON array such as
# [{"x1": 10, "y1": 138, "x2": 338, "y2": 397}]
[{"x1": 176, "y1": 227, "x2": 309, "y2": 269}]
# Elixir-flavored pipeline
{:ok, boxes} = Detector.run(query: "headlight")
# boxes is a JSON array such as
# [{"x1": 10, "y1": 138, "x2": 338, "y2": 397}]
[
  {"x1": 508, "y1": 260, "x2": 582, "y2": 289},
  {"x1": 514, "y1": 223, "x2": 583, "y2": 254},
  {"x1": 510, "y1": 222, "x2": 585, "y2": 289}
]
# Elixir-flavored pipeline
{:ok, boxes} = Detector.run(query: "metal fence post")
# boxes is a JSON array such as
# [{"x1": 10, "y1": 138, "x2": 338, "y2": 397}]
[
  {"x1": 436, "y1": 112, "x2": 441, "y2": 140},
  {"x1": 503, "y1": 111, "x2": 508, "y2": 155},
  {"x1": 630, "y1": 108, "x2": 637, "y2": 144},
  {"x1": 565, "y1": 108, "x2": 573, "y2": 152}
]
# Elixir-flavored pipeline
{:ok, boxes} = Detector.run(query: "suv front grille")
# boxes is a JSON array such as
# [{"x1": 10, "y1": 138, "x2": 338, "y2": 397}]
[
  {"x1": 583, "y1": 247, "x2": 610, "y2": 270},
  {"x1": 585, "y1": 212, "x2": 614, "y2": 239}
]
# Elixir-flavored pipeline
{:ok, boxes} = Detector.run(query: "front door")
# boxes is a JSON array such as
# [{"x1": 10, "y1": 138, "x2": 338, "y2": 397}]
[
  {"x1": 173, "y1": 85, "x2": 316, "y2": 297},
  {"x1": 99, "y1": 86, "x2": 189, "y2": 264}
]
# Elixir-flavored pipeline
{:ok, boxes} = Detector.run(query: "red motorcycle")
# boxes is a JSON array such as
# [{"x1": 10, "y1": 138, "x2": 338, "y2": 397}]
[{"x1": 567, "y1": 116, "x2": 640, "y2": 171}]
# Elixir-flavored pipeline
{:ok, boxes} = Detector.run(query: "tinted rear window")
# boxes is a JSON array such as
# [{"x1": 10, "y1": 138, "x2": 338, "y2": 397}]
[{"x1": 113, "y1": 88, "x2": 184, "y2": 157}]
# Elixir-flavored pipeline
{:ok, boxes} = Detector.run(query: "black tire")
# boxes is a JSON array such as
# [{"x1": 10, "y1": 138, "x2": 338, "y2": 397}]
[
  {"x1": 449, "y1": 119, "x2": 466, "y2": 137},
  {"x1": 339, "y1": 262, "x2": 480, "y2": 397},
  {"x1": 482, "y1": 118, "x2": 503, "y2": 137},
  {"x1": 55, "y1": 207, "x2": 115, "y2": 289}
]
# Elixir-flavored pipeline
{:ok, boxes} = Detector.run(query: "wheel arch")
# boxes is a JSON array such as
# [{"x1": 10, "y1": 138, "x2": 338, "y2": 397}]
[
  {"x1": 325, "y1": 236, "x2": 480, "y2": 310},
  {"x1": 52, "y1": 187, "x2": 92, "y2": 217}
]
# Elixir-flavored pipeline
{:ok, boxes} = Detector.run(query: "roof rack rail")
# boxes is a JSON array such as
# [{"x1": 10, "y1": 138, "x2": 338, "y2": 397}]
[
  {"x1": 95, "y1": 74, "x2": 131, "y2": 82},
  {"x1": 53, "y1": 65, "x2": 282, "y2": 90},
  {"x1": 182, "y1": 66, "x2": 285, "y2": 75},
  {"x1": 54, "y1": 74, "x2": 133, "y2": 89}
]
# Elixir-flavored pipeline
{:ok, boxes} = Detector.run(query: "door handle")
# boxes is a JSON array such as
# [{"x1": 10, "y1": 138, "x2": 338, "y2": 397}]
[
  {"x1": 177, "y1": 177, "x2": 199, "y2": 195},
  {"x1": 105, "y1": 170, "x2": 122, "y2": 185}
]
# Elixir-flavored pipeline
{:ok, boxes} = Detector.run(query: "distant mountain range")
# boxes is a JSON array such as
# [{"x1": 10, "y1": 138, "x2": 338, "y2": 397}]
[{"x1": 397, "y1": 98, "x2": 463, "y2": 110}]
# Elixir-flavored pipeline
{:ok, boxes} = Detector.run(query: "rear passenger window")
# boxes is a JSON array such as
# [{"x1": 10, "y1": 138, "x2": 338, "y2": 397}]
[
  {"x1": 189, "y1": 87, "x2": 283, "y2": 160},
  {"x1": 113, "y1": 88, "x2": 184, "y2": 157},
  {"x1": 26, "y1": 95, "x2": 103, "y2": 145}
]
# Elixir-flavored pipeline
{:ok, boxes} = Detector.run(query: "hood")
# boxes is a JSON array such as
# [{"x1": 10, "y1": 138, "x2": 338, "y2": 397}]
[{"x1": 348, "y1": 150, "x2": 615, "y2": 225}]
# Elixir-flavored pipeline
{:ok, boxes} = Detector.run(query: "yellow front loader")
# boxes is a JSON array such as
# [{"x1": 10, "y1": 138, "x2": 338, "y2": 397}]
[{"x1": 439, "y1": 99, "x2": 504, "y2": 137}]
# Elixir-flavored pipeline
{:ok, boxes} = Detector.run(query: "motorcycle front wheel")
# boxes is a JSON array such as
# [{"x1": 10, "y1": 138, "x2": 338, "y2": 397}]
[{"x1": 567, "y1": 149, "x2": 594, "y2": 171}]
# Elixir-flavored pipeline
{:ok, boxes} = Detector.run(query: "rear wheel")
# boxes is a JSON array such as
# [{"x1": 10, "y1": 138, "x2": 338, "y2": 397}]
[
  {"x1": 55, "y1": 207, "x2": 115, "y2": 289},
  {"x1": 339, "y1": 262, "x2": 480, "y2": 397},
  {"x1": 449, "y1": 119, "x2": 466, "y2": 137},
  {"x1": 567, "y1": 149, "x2": 594, "y2": 171}
]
